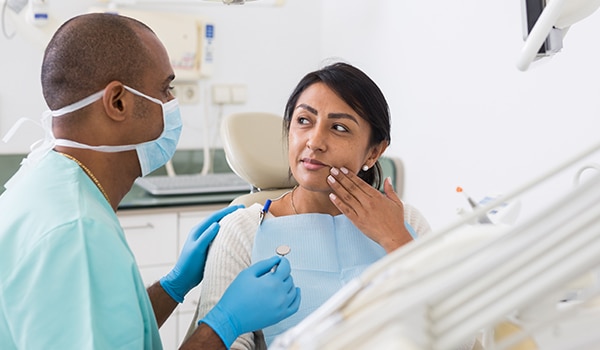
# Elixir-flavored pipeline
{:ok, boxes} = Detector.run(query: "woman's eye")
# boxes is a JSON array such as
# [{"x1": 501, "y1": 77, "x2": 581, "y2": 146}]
[
  {"x1": 297, "y1": 116, "x2": 310, "y2": 125},
  {"x1": 333, "y1": 124, "x2": 349, "y2": 132}
]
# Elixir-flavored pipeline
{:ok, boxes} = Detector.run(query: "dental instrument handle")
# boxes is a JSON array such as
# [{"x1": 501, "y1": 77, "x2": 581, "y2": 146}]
[
  {"x1": 456, "y1": 186, "x2": 478, "y2": 209},
  {"x1": 456, "y1": 186, "x2": 493, "y2": 224},
  {"x1": 259, "y1": 199, "x2": 272, "y2": 224}
]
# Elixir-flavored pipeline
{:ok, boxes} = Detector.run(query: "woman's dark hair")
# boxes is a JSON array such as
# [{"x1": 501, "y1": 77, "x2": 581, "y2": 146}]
[{"x1": 283, "y1": 62, "x2": 391, "y2": 188}]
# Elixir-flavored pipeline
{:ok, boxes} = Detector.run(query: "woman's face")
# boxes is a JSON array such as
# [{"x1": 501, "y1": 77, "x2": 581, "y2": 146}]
[{"x1": 288, "y1": 82, "x2": 382, "y2": 192}]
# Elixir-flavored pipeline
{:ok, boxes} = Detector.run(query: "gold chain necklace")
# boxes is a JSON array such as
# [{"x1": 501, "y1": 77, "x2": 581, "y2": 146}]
[
  {"x1": 290, "y1": 186, "x2": 299, "y2": 214},
  {"x1": 57, "y1": 152, "x2": 111, "y2": 205}
]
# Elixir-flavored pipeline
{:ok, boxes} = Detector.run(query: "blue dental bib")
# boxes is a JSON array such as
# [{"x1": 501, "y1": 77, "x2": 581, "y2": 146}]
[{"x1": 251, "y1": 213, "x2": 386, "y2": 346}]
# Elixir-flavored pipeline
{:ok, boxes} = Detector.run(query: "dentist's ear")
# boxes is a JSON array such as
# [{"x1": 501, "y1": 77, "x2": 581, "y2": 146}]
[{"x1": 102, "y1": 81, "x2": 130, "y2": 121}]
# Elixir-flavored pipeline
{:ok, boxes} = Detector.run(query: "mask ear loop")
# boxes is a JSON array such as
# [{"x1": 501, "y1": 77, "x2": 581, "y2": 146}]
[
  {"x1": 2, "y1": 111, "x2": 53, "y2": 190},
  {"x1": 3, "y1": 90, "x2": 107, "y2": 189},
  {"x1": 51, "y1": 90, "x2": 105, "y2": 117},
  {"x1": 24, "y1": 110, "x2": 56, "y2": 166},
  {"x1": 2, "y1": 111, "x2": 53, "y2": 165},
  {"x1": 4, "y1": 89, "x2": 106, "y2": 155}
]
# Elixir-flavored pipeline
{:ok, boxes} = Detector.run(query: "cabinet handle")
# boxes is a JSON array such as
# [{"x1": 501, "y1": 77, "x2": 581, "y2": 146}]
[{"x1": 122, "y1": 223, "x2": 155, "y2": 230}]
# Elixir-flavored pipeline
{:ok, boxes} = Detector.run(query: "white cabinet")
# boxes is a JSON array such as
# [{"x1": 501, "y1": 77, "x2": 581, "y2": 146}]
[
  {"x1": 117, "y1": 204, "x2": 226, "y2": 350},
  {"x1": 119, "y1": 212, "x2": 178, "y2": 267}
]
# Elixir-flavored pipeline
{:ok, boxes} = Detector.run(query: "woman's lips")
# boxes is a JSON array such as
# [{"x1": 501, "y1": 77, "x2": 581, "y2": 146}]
[{"x1": 301, "y1": 158, "x2": 328, "y2": 171}]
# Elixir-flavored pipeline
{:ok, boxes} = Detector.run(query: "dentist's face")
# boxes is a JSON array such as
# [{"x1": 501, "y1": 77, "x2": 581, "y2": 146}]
[{"x1": 288, "y1": 82, "x2": 374, "y2": 192}]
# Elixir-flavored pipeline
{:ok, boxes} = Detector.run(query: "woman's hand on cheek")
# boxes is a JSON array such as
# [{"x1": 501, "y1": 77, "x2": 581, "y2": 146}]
[{"x1": 327, "y1": 167, "x2": 412, "y2": 253}]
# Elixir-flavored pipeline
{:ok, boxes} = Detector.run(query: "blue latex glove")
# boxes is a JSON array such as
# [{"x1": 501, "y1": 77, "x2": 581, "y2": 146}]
[
  {"x1": 199, "y1": 256, "x2": 301, "y2": 348},
  {"x1": 160, "y1": 204, "x2": 244, "y2": 303}
]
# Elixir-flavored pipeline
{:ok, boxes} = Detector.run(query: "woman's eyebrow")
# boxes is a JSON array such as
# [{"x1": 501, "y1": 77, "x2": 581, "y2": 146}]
[
  {"x1": 328, "y1": 112, "x2": 359, "y2": 125},
  {"x1": 296, "y1": 103, "x2": 359, "y2": 124},
  {"x1": 296, "y1": 103, "x2": 318, "y2": 115}
]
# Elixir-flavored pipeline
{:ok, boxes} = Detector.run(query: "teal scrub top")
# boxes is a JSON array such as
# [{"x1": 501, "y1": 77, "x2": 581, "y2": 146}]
[{"x1": 0, "y1": 151, "x2": 162, "y2": 349}]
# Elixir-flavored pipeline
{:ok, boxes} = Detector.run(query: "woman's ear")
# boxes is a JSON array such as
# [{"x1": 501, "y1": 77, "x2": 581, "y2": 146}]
[
  {"x1": 366, "y1": 140, "x2": 389, "y2": 167},
  {"x1": 102, "y1": 81, "x2": 130, "y2": 122}
]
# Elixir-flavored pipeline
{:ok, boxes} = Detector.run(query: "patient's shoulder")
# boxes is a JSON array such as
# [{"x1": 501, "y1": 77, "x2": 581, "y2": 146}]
[
  {"x1": 206, "y1": 205, "x2": 263, "y2": 263},
  {"x1": 216, "y1": 203, "x2": 262, "y2": 242},
  {"x1": 221, "y1": 203, "x2": 262, "y2": 226}
]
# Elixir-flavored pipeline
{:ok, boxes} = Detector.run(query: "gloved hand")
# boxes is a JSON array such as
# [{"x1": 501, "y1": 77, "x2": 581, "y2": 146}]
[
  {"x1": 160, "y1": 204, "x2": 244, "y2": 303},
  {"x1": 199, "y1": 256, "x2": 301, "y2": 348}
]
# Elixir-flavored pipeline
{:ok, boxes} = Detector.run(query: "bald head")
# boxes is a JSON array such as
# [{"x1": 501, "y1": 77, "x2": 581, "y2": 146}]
[{"x1": 41, "y1": 13, "x2": 156, "y2": 110}]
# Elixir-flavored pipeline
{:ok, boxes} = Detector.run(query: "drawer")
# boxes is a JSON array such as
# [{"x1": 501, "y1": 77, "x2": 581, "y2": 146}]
[{"x1": 119, "y1": 212, "x2": 179, "y2": 267}]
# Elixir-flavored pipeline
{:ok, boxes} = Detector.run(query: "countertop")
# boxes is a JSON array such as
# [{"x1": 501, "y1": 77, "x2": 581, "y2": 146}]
[{"x1": 0, "y1": 149, "x2": 247, "y2": 210}]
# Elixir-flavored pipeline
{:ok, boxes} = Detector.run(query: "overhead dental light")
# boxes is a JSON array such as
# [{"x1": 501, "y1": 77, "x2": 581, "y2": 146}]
[
  {"x1": 204, "y1": 0, "x2": 284, "y2": 5},
  {"x1": 517, "y1": 0, "x2": 600, "y2": 71},
  {"x1": 102, "y1": 0, "x2": 284, "y2": 6},
  {"x1": 220, "y1": 0, "x2": 253, "y2": 4}
]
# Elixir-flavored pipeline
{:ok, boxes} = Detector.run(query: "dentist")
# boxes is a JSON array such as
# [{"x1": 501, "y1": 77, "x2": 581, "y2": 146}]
[{"x1": 0, "y1": 13, "x2": 299, "y2": 350}]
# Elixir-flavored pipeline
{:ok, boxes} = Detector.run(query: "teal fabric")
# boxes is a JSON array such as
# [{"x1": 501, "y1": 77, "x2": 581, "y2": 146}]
[
  {"x1": 0, "y1": 151, "x2": 162, "y2": 349},
  {"x1": 251, "y1": 214, "x2": 387, "y2": 346}
]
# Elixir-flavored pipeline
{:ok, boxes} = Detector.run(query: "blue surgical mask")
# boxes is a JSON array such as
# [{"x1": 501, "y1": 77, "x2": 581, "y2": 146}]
[{"x1": 52, "y1": 86, "x2": 182, "y2": 177}]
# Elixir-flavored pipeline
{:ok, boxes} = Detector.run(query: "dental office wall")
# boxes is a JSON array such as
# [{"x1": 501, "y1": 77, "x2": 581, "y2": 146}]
[
  {"x1": 2, "y1": 0, "x2": 600, "y2": 230},
  {"x1": 0, "y1": 0, "x2": 322, "y2": 152},
  {"x1": 320, "y1": 0, "x2": 600, "y2": 230}
]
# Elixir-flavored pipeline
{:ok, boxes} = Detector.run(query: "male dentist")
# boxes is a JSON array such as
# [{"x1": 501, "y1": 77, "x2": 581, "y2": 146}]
[{"x1": 0, "y1": 12, "x2": 300, "y2": 349}]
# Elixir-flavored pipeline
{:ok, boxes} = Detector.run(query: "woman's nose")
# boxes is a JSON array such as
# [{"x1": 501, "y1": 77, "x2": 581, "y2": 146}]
[{"x1": 306, "y1": 127, "x2": 327, "y2": 152}]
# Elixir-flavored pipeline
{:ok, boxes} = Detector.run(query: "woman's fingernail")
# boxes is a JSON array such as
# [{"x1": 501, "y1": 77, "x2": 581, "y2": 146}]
[
  {"x1": 328, "y1": 175, "x2": 336, "y2": 183},
  {"x1": 330, "y1": 167, "x2": 339, "y2": 175},
  {"x1": 341, "y1": 167, "x2": 349, "y2": 174}
]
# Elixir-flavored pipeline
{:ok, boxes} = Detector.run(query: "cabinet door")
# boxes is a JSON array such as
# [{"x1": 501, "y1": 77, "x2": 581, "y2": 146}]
[
  {"x1": 119, "y1": 212, "x2": 179, "y2": 267},
  {"x1": 178, "y1": 210, "x2": 216, "y2": 315},
  {"x1": 119, "y1": 212, "x2": 180, "y2": 349},
  {"x1": 177, "y1": 208, "x2": 227, "y2": 347},
  {"x1": 137, "y1": 266, "x2": 178, "y2": 350},
  {"x1": 116, "y1": 207, "x2": 226, "y2": 350}
]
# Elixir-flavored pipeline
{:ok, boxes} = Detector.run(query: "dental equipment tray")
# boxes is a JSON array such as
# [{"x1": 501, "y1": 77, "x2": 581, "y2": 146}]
[{"x1": 135, "y1": 173, "x2": 251, "y2": 196}]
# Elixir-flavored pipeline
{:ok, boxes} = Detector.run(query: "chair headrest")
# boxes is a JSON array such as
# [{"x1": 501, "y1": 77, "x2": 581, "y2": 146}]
[{"x1": 221, "y1": 112, "x2": 297, "y2": 190}]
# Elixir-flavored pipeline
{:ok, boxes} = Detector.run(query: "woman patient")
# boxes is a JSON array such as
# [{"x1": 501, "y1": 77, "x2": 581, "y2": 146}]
[{"x1": 190, "y1": 62, "x2": 432, "y2": 349}]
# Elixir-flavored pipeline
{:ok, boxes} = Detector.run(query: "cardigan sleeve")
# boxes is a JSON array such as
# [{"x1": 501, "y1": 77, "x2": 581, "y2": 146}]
[
  {"x1": 404, "y1": 202, "x2": 433, "y2": 237},
  {"x1": 193, "y1": 204, "x2": 263, "y2": 350}
]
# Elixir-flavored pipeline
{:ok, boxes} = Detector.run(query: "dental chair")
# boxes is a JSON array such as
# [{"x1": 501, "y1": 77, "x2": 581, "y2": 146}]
[
  {"x1": 220, "y1": 111, "x2": 405, "y2": 207},
  {"x1": 221, "y1": 112, "x2": 297, "y2": 207}
]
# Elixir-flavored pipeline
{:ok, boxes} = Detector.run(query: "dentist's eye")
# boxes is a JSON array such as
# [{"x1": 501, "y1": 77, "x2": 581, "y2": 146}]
[{"x1": 164, "y1": 86, "x2": 175, "y2": 98}]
